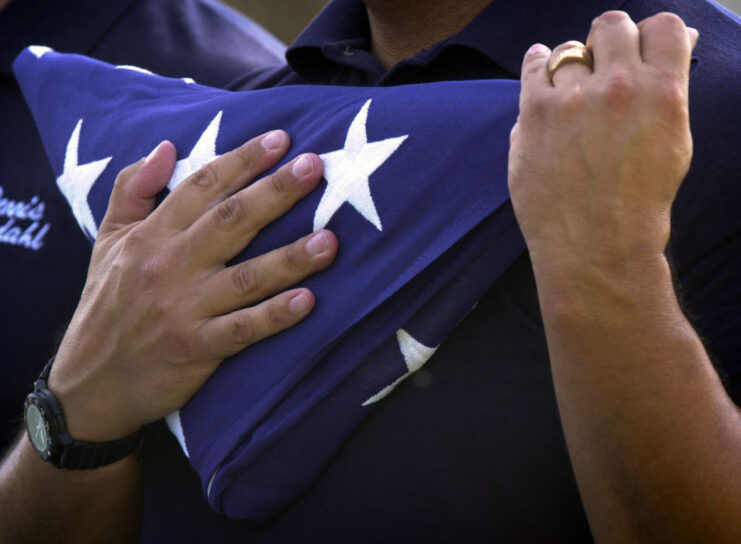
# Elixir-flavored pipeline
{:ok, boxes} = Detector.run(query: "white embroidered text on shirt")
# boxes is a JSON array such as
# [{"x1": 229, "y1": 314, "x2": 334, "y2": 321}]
[{"x1": 0, "y1": 186, "x2": 50, "y2": 250}]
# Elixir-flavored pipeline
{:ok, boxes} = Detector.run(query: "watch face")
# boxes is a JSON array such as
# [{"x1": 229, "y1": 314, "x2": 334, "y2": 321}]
[{"x1": 25, "y1": 401, "x2": 50, "y2": 456}]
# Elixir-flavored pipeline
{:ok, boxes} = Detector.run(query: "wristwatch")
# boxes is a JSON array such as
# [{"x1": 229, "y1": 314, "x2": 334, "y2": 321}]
[{"x1": 24, "y1": 359, "x2": 150, "y2": 469}]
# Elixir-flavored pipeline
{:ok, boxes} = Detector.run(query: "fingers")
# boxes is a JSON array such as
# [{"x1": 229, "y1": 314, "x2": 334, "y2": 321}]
[
  {"x1": 187, "y1": 153, "x2": 325, "y2": 264},
  {"x1": 549, "y1": 41, "x2": 593, "y2": 87},
  {"x1": 638, "y1": 13, "x2": 695, "y2": 79},
  {"x1": 197, "y1": 230, "x2": 338, "y2": 315},
  {"x1": 198, "y1": 288, "x2": 316, "y2": 359},
  {"x1": 586, "y1": 11, "x2": 641, "y2": 73},
  {"x1": 154, "y1": 130, "x2": 291, "y2": 230},
  {"x1": 520, "y1": 43, "x2": 552, "y2": 107},
  {"x1": 100, "y1": 141, "x2": 176, "y2": 234},
  {"x1": 688, "y1": 27, "x2": 700, "y2": 50}
]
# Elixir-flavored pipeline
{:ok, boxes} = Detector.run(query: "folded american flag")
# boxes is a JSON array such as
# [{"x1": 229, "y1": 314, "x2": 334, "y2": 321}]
[{"x1": 14, "y1": 47, "x2": 524, "y2": 521}]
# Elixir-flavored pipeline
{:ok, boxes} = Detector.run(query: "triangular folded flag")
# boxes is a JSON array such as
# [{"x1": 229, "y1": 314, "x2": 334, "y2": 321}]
[{"x1": 14, "y1": 47, "x2": 524, "y2": 522}]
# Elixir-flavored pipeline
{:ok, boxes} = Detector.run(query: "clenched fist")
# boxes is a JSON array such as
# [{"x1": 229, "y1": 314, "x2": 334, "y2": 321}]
[{"x1": 509, "y1": 11, "x2": 698, "y2": 277}]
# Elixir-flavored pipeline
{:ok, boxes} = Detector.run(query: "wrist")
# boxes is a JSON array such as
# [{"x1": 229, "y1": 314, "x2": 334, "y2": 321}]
[
  {"x1": 25, "y1": 360, "x2": 150, "y2": 469},
  {"x1": 48, "y1": 383, "x2": 142, "y2": 443},
  {"x1": 529, "y1": 249, "x2": 677, "y2": 322},
  {"x1": 47, "y1": 351, "x2": 142, "y2": 443}
]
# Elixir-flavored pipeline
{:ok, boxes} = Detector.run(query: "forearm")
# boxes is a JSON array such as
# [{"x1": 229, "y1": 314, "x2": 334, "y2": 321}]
[
  {"x1": 0, "y1": 134, "x2": 335, "y2": 542},
  {"x1": 0, "y1": 432, "x2": 143, "y2": 543},
  {"x1": 534, "y1": 254, "x2": 741, "y2": 543}
]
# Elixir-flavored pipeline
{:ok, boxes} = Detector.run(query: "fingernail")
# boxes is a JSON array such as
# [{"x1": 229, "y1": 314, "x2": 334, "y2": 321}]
[
  {"x1": 261, "y1": 130, "x2": 286, "y2": 151},
  {"x1": 292, "y1": 154, "x2": 314, "y2": 178},
  {"x1": 687, "y1": 27, "x2": 699, "y2": 43},
  {"x1": 527, "y1": 43, "x2": 549, "y2": 56},
  {"x1": 144, "y1": 141, "x2": 166, "y2": 164},
  {"x1": 306, "y1": 231, "x2": 329, "y2": 256},
  {"x1": 289, "y1": 293, "x2": 311, "y2": 315}
]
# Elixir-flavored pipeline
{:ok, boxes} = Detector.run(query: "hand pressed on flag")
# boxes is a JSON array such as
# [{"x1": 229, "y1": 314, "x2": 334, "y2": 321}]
[{"x1": 14, "y1": 47, "x2": 523, "y2": 521}]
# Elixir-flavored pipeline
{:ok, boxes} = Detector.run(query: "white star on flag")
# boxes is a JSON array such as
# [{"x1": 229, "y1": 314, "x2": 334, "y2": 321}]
[
  {"x1": 115, "y1": 64, "x2": 154, "y2": 75},
  {"x1": 57, "y1": 119, "x2": 112, "y2": 239},
  {"x1": 362, "y1": 329, "x2": 438, "y2": 406},
  {"x1": 167, "y1": 111, "x2": 223, "y2": 191},
  {"x1": 116, "y1": 64, "x2": 194, "y2": 84},
  {"x1": 165, "y1": 411, "x2": 190, "y2": 458},
  {"x1": 29, "y1": 45, "x2": 53, "y2": 58},
  {"x1": 315, "y1": 99, "x2": 408, "y2": 232}
]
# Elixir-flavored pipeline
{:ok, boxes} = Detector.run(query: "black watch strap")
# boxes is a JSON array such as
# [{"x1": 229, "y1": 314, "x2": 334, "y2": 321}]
[
  {"x1": 27, "y1": 358, "x2": 151, "y2": 470},
  {"x1": 54, "y1": 425, "x2": 150, "y2": 470}
]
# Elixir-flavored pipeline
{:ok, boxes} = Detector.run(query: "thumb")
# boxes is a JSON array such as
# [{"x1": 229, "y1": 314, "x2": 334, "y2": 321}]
[
  {"x1": 687, "y1": 27, "x2": 699, "y2": 50},
  {"x1": 99, "y1": 141, "x2": 176, "y2": 234}
]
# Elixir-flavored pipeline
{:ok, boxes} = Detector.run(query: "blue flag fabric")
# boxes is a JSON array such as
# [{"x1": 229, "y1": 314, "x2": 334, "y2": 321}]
[{"x1": 14, "y1": 47, "x2": 524, "y2": 521}]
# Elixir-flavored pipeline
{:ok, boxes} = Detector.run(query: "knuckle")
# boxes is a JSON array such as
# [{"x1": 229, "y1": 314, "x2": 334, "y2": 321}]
[
  {"x1": 232, "y1": 261, "x2": 259, "y2": 296},
  {"x1": 651, "y1": 11, "x2": 685, "y2": 30},
  {"x1": 556, "y1": 85, "x2": 585, "y2": 117},
  {"x1": 593, "y1": 10, "x2": 630, "y2": 27},
  {"x1": 653, "y1": 78, "x2": 687, "y2": 120},
  {"x1": 166, "y1": 325, "x2": 195, "y2": 362},
  {"x1": 213, "y1": 193, "x2": 246, "y2": 228},
  {"x1": 509, "y1": 122, "x2": 520, "y2": 145},
  {"x1": 189, "y1": 160, "x2": 219, "y2": 191},
  {"x1": 193, "y1": 321, "x2": 210, "y2": 357},
  {"x1": 601, "y1": 69, "x2": 636, "y2": 105},
  {"x1": 111, "y1": 162, "x2": 145, "y2": 206},
  {"x1": 522, "y1": 58, "x2": 545, "y2": 81},
  {"x1": 266, "y1": 301, "x2": 287, "y2": 328},
  {"x1": 521, "y1": 90, "x2": 551, "y2": 123},
  {"x1": 231, "y1": 313, "x2": 256, "y2": 345},
  {"x1": 119, "y1": 224, "x2": 149, "y2": 255},
  {"x1": 268, "y1": 169, "x2": 288, "y2": 198},
  {"x1": 113, "y1": 161, "x2": 141, "y2": 189},
  {"x1": 555, "y1": 40, "x2": 585, "y2": 54},
  {"x1": 152, "y1": 296, "x2": 178, "y2": 322},
  {"x1": 140, "y1": 253, "x2": 175, "y2": 287},
  {"x1": 128, "y1": 225, "x2": 181, "y2": 286},
  {"x1": 233, "y1": 141, "x2": 260, "y2": 173},
  {"x1": 281, "y1": 242, "x2": 304, "y2": 271}
]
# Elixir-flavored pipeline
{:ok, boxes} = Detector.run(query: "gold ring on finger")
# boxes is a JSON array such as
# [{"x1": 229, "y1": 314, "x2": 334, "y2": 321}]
[{"x1": 548, "y1": 45, "x2": 594, "y2": 83}]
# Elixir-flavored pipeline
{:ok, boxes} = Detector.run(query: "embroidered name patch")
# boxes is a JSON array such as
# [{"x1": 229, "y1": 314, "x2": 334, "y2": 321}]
[{"x1": 0, "y1": 186, "x2": 50, "y2": 250}]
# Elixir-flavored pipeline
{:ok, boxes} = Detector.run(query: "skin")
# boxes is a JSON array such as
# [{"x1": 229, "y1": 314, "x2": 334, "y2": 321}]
[
  {"x1": 49, "y1": 135, "x2": 338, "y2": 442},
  {"x1": 364, "y1": 0, "x2": 493, "y2": 69},
  {"x1": 510, "y1": 10, "x2": 741, "y2": 543},
  {"x1": 1, "y1": 1, "x2": 738, "y2": 542},
  {"x1": 0, "y1": 133, "x2": 337, "y2": 541}
]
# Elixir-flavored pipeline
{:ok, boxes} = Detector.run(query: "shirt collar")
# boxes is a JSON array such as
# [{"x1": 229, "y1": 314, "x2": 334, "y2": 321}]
[
  {"x1": 287, "y1": 0, "x2": 372, "y2": 82},
  {"x1": 0, "y1": 0, "x2": 138, "y2": 75},
  {"x1": 287, "y1": 0, "x2": 628, "y2": 82},
  {"x1": 447, "y1": 0, "x2": 628, "y2": 75}
]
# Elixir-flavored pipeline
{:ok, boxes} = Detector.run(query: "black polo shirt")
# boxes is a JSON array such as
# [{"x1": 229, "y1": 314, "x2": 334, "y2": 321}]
[{"x1": 140, "y1": 0, "x2": 741, "y2": 542}]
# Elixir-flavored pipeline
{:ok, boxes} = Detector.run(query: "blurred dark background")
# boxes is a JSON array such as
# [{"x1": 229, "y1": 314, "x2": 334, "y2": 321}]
[
  {"x1": 224, "y1": 0, "x2": 741, "y2": 45},
  {"x1": 224, "y1": 0, "x2": 328, "y2": 44}
]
